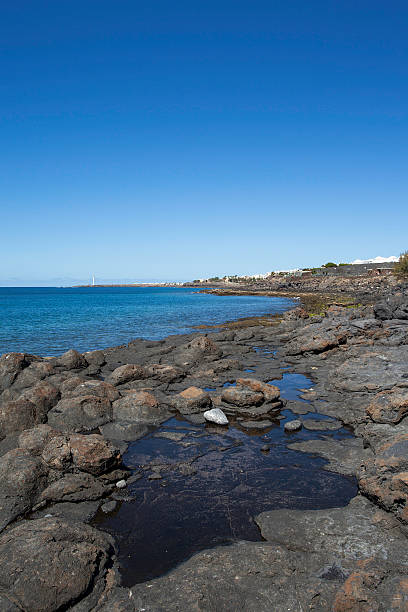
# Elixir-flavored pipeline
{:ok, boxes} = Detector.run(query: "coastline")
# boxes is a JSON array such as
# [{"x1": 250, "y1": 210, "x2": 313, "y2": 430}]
[{"x1": 0, "y1": 282, "x2": 407, "y2": 609}]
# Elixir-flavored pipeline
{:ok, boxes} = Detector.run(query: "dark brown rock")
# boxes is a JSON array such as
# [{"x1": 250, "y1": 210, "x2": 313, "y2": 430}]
[
  {"x1": 113, "y1": 391, "x2": 168, "y2": 423},
  {"x1": 0, "y1": 448, "x2": 47, "y2": 531},
  {"x1": 47, "y1": 394, "x2": 112, "y2": 432},
  {"x1": 54, "y1": 349, "x2": 88, "y2": 370},
  {"x1": 145, "y1": 363, "x2": 185, "y2": 383},
  {"x1": 0, "y1": 517, "x2": 115, "y2": 611},
  {"x1": 69, "y1": 433, "x2": 121, "y2": 475},
  {"x1": 0, "y1": 352, "x2": 28, "y2": 392},
  {"x1": 108, "y1": 364, "x2": 147, "y2": 386},
  {"x1": 39, "y1": 473, "x2": 108, "y2": 503}
]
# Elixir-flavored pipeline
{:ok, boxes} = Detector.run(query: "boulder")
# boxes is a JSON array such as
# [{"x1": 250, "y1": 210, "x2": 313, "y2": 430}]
[
  {"x1": 84, "y1": 349, "x2": 106, "y2": 367},
  {"x1": 39, "y1": 473, "x2": 108, "y2": 503},
  {"x1": 47, "y1": 395, "x2": 112, "y2": 432},
  {"x1": 11, "y1": 361, "x2": 54, "y2": 392},
  {"x1": 374, "y1": 296, "x2": 408, "y2": 320},
  {"x1": 169, "y1": 386, "x2": 212, "y2": 414},
  {"x1": 54, "y1": 349, "x2": 88, "y2": 370},
  {"x1": 145, "y1": 363, "x2": 185, "y2": 383},
  {"x1": 0, "y1": 398, "x2": 41, "y2": 439},
  {"x1": 41, "y1": 434, "x2": 72, "y2": 471},
  {"x1": 113, "y1": 391, "x2": 167, "y2": 423},
  {"x1": 221, "y1": 386, "x2": 264, "y2": 407},
  {"x1": 18, "y1": 424, "x2": 60, "y2": 455},
  {"x1": 69, "y1": 433, "x2": 121, "y2": 475},
  {"x1": 67, "y1": 379, "x2": 119, "y2": 402},
  {"x1": 20, "y1": 380, "x2": 60, "y2": 415},
  {"x1": 108, "y1": 364, "x2": 147, "y2": 386},
  {"x1": 0, "y1": 517, "x2": 115, "y2": 611},
  {"x1": 0, "y1": 352, "x2": 28, "y2": 392},
  {"x1": 236, "y1": 378, "x2": 281, "y2": 402},
  {"x1": 0, "y1": 448, "x2": 47, "y2": 532}
]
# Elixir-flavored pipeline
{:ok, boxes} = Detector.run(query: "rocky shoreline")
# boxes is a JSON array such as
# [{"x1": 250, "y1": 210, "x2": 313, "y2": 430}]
[{"x1": 1, "y1": 283, "x2": 408, "y2": 611}]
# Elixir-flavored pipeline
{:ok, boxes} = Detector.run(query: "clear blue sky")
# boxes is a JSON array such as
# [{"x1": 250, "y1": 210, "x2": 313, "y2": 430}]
[{"x1": 1, "y1": 1, "x2": 407, "y2": 284}]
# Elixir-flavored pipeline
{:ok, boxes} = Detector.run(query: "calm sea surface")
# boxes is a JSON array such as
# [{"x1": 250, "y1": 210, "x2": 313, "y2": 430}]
[{"x1": 0, "y1": 287, "x2": 295, "y2": 356}]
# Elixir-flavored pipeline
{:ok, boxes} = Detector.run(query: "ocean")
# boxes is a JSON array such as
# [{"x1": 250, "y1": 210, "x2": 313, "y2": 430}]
[{"x1": 0, "y1": 286, "x2": 295, "y2": 357}]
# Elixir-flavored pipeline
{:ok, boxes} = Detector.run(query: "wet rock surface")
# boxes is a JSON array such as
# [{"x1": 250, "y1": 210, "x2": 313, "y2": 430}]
[{"x1": 0, "y1": 289, "x2": 407, "y2": 610}]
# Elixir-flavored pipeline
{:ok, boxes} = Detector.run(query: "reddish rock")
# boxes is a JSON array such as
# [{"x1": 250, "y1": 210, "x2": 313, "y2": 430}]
[
  {"x1": 169, "y1": 387, "x2": 212, "y2": 414},
  {"x1": 41, "y1": 434, "x2": 72, "y2": 471},
  {"x1": 366, "y1": 388, "x2": 408, "y2": 424},
  {"x1": 359, "y1": 434, "x2": 408, "y2": 522},
  {"x1": 236, "y1": 378, "x2": 281, "y2": 402},
  {"x1": 221, "y1": 386, "x2": 264, "y2": 407},
  {"x1": 333, "y1": 558, "x2": 386, "y2": 612},
  {"x1": 69, "y1": 433, "x2": 121, "y2": 476}
]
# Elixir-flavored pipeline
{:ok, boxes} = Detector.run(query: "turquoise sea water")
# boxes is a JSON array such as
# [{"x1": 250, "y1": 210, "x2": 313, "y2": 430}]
[{"x1": 0, "y1": 287, "x2": 295, "y2": 357}]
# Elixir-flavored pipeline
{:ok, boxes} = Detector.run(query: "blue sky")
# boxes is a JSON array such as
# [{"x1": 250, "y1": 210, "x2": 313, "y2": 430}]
[{"x1": 1, "y1": 1, "x2": 407, "y2": 284}]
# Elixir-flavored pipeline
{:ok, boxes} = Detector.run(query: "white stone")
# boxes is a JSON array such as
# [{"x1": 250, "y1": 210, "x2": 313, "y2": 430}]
[
  {"x1": 203, "y1": 408, "x2": 229, "y2": 425},
  {"x1": 284, "y1": 420, "x2": 302, "y2": 432},
  {"x1": 116, "y1": 479, "x2": 127, "y2": 489}
]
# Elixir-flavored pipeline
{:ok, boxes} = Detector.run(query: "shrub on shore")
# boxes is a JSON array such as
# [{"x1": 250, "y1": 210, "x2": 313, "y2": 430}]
[{"x1": 393, "y1": 251, "x2": 408, "y2": 278}]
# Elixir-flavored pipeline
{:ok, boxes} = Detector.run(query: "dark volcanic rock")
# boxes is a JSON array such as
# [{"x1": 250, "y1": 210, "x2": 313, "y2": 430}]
[
  {"x1": 172, "y1": 335, "x2": 222, "y2": 367},
  {"x1": 54, "y1": 348, "x2": 88, "y2": 370},
  {"x1": 66, "y1": 379, "x2": 120, "y2": 402},
  {"x1": 47, "y1": 395, "x2": 113, "y2": 432},
  {"x1": 374, "y1": 296, "x2": 408, "y2": 321},
  {"x1": 113, "y1": 391, "x2": 168, "y2": 423},
  {"x1": 0, "y1": 517, "x2": 115, "y2": 611},
  {"x1": 0, "y1": 352, "x2": 29, "y2": 392},
  {"x1": 39, "y1": 472, "x2": 108, "y2": 503},
  {"x1": 0, "y1": 448, "x2": 47, "y2": 532},
  {"x1": 359, "y1": 432, "x2": 408, "y2": 523},
  {"x1": 0, "y1": 398, "x2": 39, "y2": 439},
  {"x1": 145, "y1": 363, "x2": 185, "y2": 383},
  {"x1": 108, "y1": 364, "x2": 147, "y2": 386}
]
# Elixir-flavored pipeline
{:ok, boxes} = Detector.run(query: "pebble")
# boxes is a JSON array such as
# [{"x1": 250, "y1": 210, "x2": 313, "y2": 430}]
[{"x1": 116, "y1": 479, "x2": 127, "y2": 489}]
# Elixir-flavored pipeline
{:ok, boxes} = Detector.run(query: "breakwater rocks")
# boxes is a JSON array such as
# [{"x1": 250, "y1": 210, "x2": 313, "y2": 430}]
[{"x1": 0, "y1": 290, "x2": 408, "y2": 610}]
